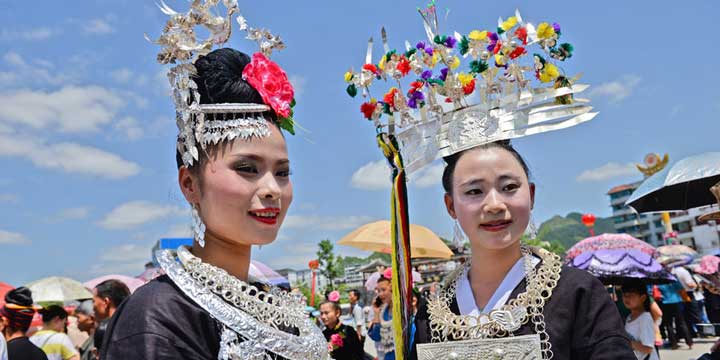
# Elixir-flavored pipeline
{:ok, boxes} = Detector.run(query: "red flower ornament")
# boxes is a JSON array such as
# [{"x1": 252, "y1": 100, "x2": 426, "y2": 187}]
[{"x1": 242, "y1": 52, "x2": 294, "y2": 118}]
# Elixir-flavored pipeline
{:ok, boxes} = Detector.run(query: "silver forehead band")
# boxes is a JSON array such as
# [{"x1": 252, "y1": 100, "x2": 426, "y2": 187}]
[{"x1": 177, "y1": 103, "x2": 273, "y2": 167}]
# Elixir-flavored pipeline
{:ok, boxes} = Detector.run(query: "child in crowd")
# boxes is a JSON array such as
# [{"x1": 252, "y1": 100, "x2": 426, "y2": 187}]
[{"x1": 622, "y1": 282, "x2": 660, "y2": 360}]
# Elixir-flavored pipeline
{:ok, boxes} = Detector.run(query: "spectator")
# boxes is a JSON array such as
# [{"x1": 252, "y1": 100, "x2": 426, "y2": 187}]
[
  {"x1": 657, "y1": 280, "x2": 693, "y2": 349},
  {"x1": 672, "y1": 265, "x2": 703, "y2": 337},
  {"x1": 30, "y1": 305, "x2": 79, "y2": 360},
  {"x1": 348, "y1": 289, "x2": 365, "y2": 344},
  {"x1": 319, "y1": 301, "x2": 363, "y2": 360},
  {"x1": 92, "y1": 280, "x2": 130, "y2": 322},
  {"x1": 0, "y1": 287, "x2": 47, "y2": 360},
  {"x1": 73, "y1": 301, "x2": 95, "y2": 360},
  {"x1": 621, "y1": 282, "x2": 659, "y2": 360},
  {"x1": 368, "y1": 270, "x2": 416, "y2": 360}
]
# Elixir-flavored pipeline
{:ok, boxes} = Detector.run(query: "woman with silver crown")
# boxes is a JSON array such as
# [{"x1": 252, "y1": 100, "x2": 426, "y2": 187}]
[
  {"x1": 101, "y1": 1, "x2": 327, "y2": 359},
  {"x1": 343, "y1": 4, "x2": 638, "y2": 360}
]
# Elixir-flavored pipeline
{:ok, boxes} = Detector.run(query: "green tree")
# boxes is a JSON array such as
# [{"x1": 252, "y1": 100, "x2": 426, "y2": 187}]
[{"x1": 317, "y1": 239, "x2": 344, "y2": 290}]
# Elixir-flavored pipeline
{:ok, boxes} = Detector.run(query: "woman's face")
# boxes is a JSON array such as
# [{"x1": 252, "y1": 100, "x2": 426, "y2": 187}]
[
  {"x1": 444, "y1": 147, "x2": 534, "y2": 251},
  {"x1": 319, "y1": 303, "x2": 340, "y2": 328},
  {"x1": 181, "y1": 124, "x2": 292, "y2": 247}
]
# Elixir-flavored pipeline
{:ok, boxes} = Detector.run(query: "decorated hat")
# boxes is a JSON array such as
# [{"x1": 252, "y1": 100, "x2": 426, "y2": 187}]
[
  {"x1": 344, "y1": 3, "x2": 597, "y2": 173},
  {"x1": 149, "y1": 0, "x2": 296, "y2": 168}
]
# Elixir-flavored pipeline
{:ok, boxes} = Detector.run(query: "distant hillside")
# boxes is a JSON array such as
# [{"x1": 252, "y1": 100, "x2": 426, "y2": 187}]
[{"x1": 537, "y1": 212, "x2": 616, "y2": 249}]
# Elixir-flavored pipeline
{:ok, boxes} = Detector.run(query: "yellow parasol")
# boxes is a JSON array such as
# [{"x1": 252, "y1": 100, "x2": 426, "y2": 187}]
[{"x1": 338, "y1": 220, "x2": 453, "y2": 259}]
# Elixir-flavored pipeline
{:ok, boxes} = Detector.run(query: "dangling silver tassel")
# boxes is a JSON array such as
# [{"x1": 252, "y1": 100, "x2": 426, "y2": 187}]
[
  {"x1": 527, "y1": 214, "x2": 538, "y2": 240},
  {"x1": 191, "y1": 204, "x2": 206, "y2": 248},
  {"x1": 452, "y1": 219, "x2": 467, "y2": 248}
]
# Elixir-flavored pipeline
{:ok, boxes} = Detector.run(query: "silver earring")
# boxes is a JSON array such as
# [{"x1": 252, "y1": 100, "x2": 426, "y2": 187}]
[
  {"x1": 527, "y1": 214, "x2": 538, "y2": 240},
  {"x1": 452, "y1": 219, "x2": 467, "y2": 247},
  {"x1": 191, "y1": 204, "x2": 206, "y2": 248}
]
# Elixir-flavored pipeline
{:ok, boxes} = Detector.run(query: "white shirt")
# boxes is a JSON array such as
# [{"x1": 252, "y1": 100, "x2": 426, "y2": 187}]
[
  {"x1": 456, "y1": 255, "x2": 541, "y2": 323},
  {"x1": 0, "y1": 335, "x2": 7, "y2": 360},
  {"x1": 672, "y1": 266, "x2": 704, "y2": 301},
  {"x1": 351, "y1": 303, "x2": 366, "y2": 336},
  {"x1": 625, "y1": 312, "x2": 659, "y2": 360}
]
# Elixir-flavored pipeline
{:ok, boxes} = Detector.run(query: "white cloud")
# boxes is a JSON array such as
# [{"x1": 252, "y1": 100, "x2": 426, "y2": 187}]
[
  {"x1": 114, "y1": 116, "x2": 144, "y2": 140},
  {"x1": 110, "y1": 68, "x2": 133, "y2": 83},
  {"x1": 0, "y1": 86, "x2": 124, "y2": 133},
  {"x1": 0, "y1": 136, "x2": 140, "y2": 179},
  {"x1": 1, "y1": 52, "x2": 69, "y2": 86},
  {"x1": 100, "y1": 244, "x2": 153, "y2": 262},
  {"x1": 351, "y1": 160, "x2": 391, "y2": 190},
  {"x1": 588, "y1": 75, "x2": 641, "y2": 103},
  {"x1": 83, "y1": 19, "x2": 114, "y2": 35},
  {"x1": 411, "y1": 163, "x2": 445, "y2": 188},
  {"x1": 284, "y1": 215, "x2": 375, "y2": 230},
  {"x1": 0, "y1": 230, "x2": 30, "y2": 244},
  {"x1": 50, "y1": 207, "x2": 90, "y2": 222},
  {"x1": 0, "y1": 28, "x2": 56, "y2": 41},
  {"x1": 351, "y1": 160, "x2": 445, "y2": 190},
  {"x1": 162, "y1": 223, "x2": 193, "y2": 238},
  {"x1": 576, "y1": 162, "x2": 637, "y2": 182},
  {"x1": 98, "y1": 201, "x2": 185, "y2": 230},
  {"x1": 87, "y1": 243, "x2": 154, "y2": 276},
  {"x1": 0, "y1": 193, "x2": 18, "y2": 203},
  {"x1": 288, "y1": 75, "x2": 306, "y2": 98}
]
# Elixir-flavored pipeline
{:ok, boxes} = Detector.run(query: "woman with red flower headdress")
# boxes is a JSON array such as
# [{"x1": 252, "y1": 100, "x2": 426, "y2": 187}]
[{"x1": 100, "y1": 2, "x2": 327, "y2": 360}]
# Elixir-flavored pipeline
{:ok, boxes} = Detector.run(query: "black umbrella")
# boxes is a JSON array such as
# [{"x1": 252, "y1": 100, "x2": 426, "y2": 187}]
[{"x1": 625, "y1": 152, "x2": 720, "y2": 213}]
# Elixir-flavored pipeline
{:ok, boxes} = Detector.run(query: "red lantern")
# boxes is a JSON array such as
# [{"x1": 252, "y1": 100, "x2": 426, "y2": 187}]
[
  {"x1": 308, "y1": 259, "x2": 319, "y2": 270},
  {"x1": 581, "y1": 213, "x2": 596, "y2": 236}
]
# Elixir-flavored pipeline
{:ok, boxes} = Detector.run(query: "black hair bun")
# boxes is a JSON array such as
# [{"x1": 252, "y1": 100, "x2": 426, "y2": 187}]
[
  {"x1": 5, "y1": 286, "x2": 33, "y2": 307},
  {"x1": 193, "y1": 48, "x2": 264, "y2": 105}
]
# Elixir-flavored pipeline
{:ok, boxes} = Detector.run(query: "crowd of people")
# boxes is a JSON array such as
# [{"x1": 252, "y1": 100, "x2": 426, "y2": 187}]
[{"x1": 0, "y1": 279, "x2": 130, "y2": 360}]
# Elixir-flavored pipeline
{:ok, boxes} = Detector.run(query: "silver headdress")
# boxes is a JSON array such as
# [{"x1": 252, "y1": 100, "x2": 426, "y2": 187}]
[
  {"x1": 149, "y1": 0, "x2": 294, "y2": 167},
  {"x1": 344, "y1": 5, "x2": 597, "y2": 174}
]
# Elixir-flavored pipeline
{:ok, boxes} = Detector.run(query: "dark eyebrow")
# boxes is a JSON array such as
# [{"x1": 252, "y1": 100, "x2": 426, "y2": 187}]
[
  {"x1": 459, "y1": 174, "x2": 521, "y2": 187},
  {"x1": 232, "y1": 154, "x2": 290, "y2": 166}
]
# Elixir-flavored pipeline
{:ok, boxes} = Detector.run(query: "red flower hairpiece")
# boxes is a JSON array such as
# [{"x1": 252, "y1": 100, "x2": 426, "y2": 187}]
[{"x1": 242, "y1": 52, "x2": 295, "y2": 119}]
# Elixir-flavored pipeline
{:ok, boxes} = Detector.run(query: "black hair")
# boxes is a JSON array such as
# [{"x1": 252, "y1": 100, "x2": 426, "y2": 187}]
[
  {"x1": 622, "y1": 282, "x2": 651, "y2": 311},
  {"x1": 175, "y1": 47, "x2": 279, "y2": 170},
  {"x1": 95, "y1": 279, "x2": 130, "y2": 308},
  {"x1": 441, "y1": 140, "x2": 531, "y2": 195},
  {"x1": 349, "y1": 289, "x2": 361, "y2": 300},
  {"x1": 377, "y1": 275, "x2": 391, "y2": 285},
  {"x1": 319, "y1": 300, "x2": 341, "y2": 313},
  {"x1": 40, "y1": 305, "x2": 67, "y2": 323},
  {"x1": 4, "y1": 286, "x2": 33, "y2": 307}
]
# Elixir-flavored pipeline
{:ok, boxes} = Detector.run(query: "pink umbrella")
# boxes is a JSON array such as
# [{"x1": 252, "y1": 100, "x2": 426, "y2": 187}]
[
  {"x1": 696, "y1": 255, "x2": 720, "y2": 275},
  {"x1": 137, "y1": 268, "x2": 165, "y2": 283},
  {"x1": 249, "y1": 260, "x2": 289, "y2": 288},
  {"x1": 83, "y1": 275, "x2": 146, "y2": 294},
  {"x1": 566, "y1": 233, "x2": 656, "y2": 262}
]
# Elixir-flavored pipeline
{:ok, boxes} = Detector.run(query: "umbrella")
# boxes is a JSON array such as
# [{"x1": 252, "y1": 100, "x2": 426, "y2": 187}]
[
  {"x1": 695, "y1": 255, "x2": 720, "y2": 275},
  {"x1": 365, "y1": 270, "x2": 423, "y2": 292},
  {"x1": 26, "y1": 276, "x2": 92, "y2": 303},
  {"x1": 249, "y1": 260, "x2": 290, "y2": 289},
  {"x1": 565, "y1": 233, "x2": 656, "y2": 262},
  {"x1": 83, "y1": 274, "x2": 146, "y2": 294},
  {"x1": 137, "y1": 267, "x2": 165, "y2": 282},
  {"x1": 569, "y1": 249, "x2": 674, "y2": 285},
  {"x1": 338, "y1": 220, "x2": 453, "y2": 259},
  {"x1": 656, "y1": 244, "x2": 698, "y2": 266},
  {"x1": 625, "y1": 152, "x2": 720, "y2": 213},
  {"x1": 0, "y1": 282, "x2": 14, "y2": 308}
]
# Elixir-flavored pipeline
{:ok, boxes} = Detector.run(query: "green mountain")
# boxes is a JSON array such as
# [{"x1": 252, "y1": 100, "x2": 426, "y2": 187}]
[{"x1": 537, "y1": 212, "x2": 616, "y2": 250}]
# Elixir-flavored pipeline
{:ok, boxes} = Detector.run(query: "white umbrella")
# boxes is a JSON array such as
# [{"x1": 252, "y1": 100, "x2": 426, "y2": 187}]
[{"x1": 26, "y1": 276, "x2": 93, "y2": 303}]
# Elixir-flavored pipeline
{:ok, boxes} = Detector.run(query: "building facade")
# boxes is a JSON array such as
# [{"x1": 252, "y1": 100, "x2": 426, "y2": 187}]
[{"x1": 608, "y1": 182, "x2": 720, "y2": 253}]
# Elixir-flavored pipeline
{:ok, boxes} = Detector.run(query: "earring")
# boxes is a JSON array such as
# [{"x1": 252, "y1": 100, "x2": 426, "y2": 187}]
[
  {"x1": 452, "y1": 219, "x2": 467, "y2": 247},
  {"x1": 191, "y1": 204, "x2": 206, "y2": 248},
  {"x1": 527, "y1": 214, "x2": 538, "y2": 240}
]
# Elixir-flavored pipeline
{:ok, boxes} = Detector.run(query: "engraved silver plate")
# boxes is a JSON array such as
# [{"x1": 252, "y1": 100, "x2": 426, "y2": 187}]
[{"x1": 417, "y1": 334, "x2": 542, "y2": 360}]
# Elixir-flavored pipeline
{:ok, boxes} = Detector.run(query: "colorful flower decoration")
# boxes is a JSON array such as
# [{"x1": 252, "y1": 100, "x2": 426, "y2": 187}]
[
  {"x1": 328, "y1": 290, "x2": 340, "y2": 302},
  {"x1": 344, "y1": 6, "x2": 580, "y2": 129}
]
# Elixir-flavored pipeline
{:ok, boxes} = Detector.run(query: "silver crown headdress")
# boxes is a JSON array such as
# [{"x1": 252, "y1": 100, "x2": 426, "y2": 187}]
[
  {"x1": 149, "y1": 0, "x2": 295, "y2": 167},
  {"x1": 344, "y1": 4, "x2": 597, "y2": 173}
]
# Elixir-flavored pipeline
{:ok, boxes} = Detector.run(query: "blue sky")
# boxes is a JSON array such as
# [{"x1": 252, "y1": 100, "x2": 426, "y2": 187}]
[{"x1": 0, "y1": 0, "x2": 717, "y2": 286}]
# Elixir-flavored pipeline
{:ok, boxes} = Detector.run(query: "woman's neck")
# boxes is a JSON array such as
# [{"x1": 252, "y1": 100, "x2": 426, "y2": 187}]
[
  {"x1": 468, "y1": 241, "x2": 523, "y2": 309},
  {"x1": 191, "y1": 232, "x2": 252, "y2": 281}
]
